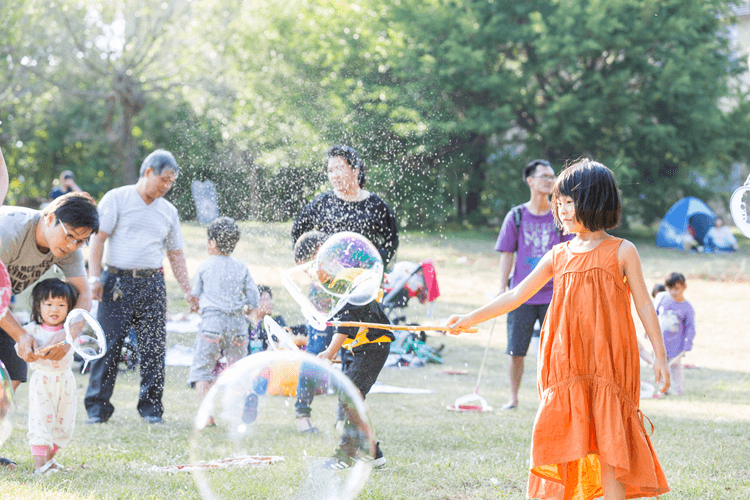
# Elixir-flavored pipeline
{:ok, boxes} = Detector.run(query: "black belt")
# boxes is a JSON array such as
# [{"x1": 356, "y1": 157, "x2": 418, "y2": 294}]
[{"x1": 105, "y1": 265, "x2": 163, "y2": 278}]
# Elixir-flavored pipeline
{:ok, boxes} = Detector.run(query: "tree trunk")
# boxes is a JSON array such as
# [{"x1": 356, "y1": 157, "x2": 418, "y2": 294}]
[{"x1": 120, "y1": 103, "x2": 138, "y2": 185}]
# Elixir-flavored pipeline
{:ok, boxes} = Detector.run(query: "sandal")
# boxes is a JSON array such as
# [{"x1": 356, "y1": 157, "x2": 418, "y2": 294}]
[
  {"x1": 0, "y1": 457, "x2": 17, "y2": 470},
  {"x1": 35, "y1": 459, "x2": 65, "y2": 475}
]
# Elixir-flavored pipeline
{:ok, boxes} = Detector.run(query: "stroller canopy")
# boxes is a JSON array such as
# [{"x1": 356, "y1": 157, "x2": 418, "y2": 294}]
[{"x1": 656, "y1": 197, "x2": 716, "y2": 249}]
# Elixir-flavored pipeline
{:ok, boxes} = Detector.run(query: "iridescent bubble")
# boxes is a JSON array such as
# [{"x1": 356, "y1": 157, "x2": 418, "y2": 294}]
[
  {"x1": 281, "y1": 232, "x2": 383, "y2": 330},
  {"x1": 313, "y1": 232, "x2": 383, "y2": 305},
  {"x1": 189, "y1": 351, "x2": 375, "y2": 500}
]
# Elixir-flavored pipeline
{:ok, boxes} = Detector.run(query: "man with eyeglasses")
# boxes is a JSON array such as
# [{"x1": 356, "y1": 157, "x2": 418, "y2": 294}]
[
  {"x1": 494, "y1": 159, "x2": 572, "y2": 411},
  {"x1": 0, "y1": 192, "x2": 99, "y2": 393},
  {"x1": 84, "y1": 149, "x2": 198, "y2": 425}
]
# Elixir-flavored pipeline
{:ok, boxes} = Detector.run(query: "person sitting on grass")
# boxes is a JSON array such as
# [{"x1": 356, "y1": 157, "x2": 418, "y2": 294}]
[
  {"x1": 19, "y1": 279, "x2": 80, "y2": 475},
  {"x1": 654, "y1": 272, "x2": 696, "y2": 396},
  {"x1": 187, "y1": 217, "x2": 259, "y2": 420},
  {"x1": 704, "y1": 216, "x2": 738, "y2": 253}
]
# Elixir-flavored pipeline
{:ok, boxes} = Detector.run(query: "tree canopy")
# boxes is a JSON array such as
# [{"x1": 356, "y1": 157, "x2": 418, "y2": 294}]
[{"x1": 2, "y1": 0, "x2": 748, "y2": 227}]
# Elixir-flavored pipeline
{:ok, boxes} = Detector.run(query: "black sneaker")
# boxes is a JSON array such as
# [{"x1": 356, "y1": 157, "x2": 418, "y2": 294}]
[
  {"x1": 324, "y1": 449, "x2": 355, "y2": 470},
  {"x1": 362, "y1": 442, "x2": 386, "y2": 468}
]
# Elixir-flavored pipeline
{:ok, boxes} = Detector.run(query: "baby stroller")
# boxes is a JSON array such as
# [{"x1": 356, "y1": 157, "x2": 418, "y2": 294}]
[
  {"x1": 383, "y1": 260, "x2": 444, "y2": 363},
  {"x1": 382, "y1": 259, "x2": 440, "y2": 324}
]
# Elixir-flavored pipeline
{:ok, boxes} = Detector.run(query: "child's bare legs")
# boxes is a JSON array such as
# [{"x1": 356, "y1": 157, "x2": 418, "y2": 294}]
[
  {"x1": 601, "y1": 462, "x2": 626, "y2": 500},
  {"x1": 32, "y1": 445, "x2": 60, "y2": 471},
  {"x1": 545, "y1": 460, "x2": 624, "y2": 500},
  {"x1": 506, "y1": 356, "x2": 524, "y2": 408},
  {"x1": 195, "y1": 380, "x2": 216, "y2": 425},
  {"x1": 669, "y1": 361, "x2": 683, "y2": 395}
]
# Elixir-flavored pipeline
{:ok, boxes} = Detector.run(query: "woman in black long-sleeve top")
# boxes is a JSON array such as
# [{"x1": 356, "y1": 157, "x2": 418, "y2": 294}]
[
  {"x1": 292, "y1": 145, "x2": 399, "y2": 269},
  {"x1": 291, "y1": 145, "x2": 399, "y2": 434}
]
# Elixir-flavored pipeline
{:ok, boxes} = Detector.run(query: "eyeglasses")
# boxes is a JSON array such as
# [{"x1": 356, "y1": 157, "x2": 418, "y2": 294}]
[
  {"x1": 59, "y1": 221, "x2": 89, "y2": 248},
  {"x1": 532, "y1": 174, "x2": 556, "y2": 181}
]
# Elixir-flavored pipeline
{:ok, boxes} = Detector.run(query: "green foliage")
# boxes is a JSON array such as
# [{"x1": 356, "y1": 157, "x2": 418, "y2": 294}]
[
  {"x1": 222, "y1": 0, "x2": 749, "y2": 226},
  {"x1": 2, "y1": 0, "x2": 749, "y2": 227}
]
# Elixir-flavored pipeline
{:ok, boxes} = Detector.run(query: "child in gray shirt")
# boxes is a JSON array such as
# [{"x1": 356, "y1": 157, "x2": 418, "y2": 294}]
[{"x1": 188, "y1": 218, "x2": 259, "y2": 414}]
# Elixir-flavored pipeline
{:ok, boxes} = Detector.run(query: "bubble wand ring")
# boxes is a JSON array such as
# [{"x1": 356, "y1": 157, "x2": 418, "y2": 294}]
[{"x1": 62, "y1": 308, "x2": 107, "y2": 371}]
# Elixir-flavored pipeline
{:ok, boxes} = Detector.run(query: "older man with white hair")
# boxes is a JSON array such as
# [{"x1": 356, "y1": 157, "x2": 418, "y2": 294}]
[{"x1": 84, "y1": 150, "x2": 198, "y2": 425}]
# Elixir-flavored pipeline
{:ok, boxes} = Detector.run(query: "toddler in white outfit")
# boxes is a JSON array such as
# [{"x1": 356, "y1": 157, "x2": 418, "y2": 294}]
[{"x1": 17, "y1": 278, "x2": 79, "y2": 474}]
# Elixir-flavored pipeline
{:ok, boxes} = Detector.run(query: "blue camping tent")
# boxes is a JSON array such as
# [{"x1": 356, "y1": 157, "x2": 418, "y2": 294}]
[{"x1": 656, "y1": 197, "x2": 716, "y2": 250}]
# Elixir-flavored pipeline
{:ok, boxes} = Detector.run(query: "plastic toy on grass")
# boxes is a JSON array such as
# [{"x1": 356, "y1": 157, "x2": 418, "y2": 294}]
[
  {"x1": 282, "y1": 232, "x2": 384, "y2": 331},
  {"x1": 189, "y1": 351, "x2": 375, "y2": 500}
]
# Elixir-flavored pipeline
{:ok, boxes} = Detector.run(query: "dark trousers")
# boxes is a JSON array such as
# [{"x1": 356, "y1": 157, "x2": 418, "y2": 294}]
[
  {"x1": 84, "y1": 270, "x2": 167, "y2": 420},
  {"x1": 339, "y1": 342, "x2": 390, "y2": 457},
  {"x1": 294, "y1": 325, "x2": 335, "y2": 418},
  {"x1": 0, "y1": 327, "x2": 27, "y2": 382}
]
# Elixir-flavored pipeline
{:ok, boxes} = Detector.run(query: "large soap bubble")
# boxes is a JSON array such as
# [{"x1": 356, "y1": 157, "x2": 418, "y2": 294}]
[
  {"x1": 282, "y1": 232, "x2": 383, "y2": 330},
  {"x1": 730, "y1": 175, "x2": 750, "y2": 238},
  {"x1": 189, "y1": 351, "x2": 375, "y2": 500},
  {"x1": 0, "y1": 361, "x2": 15, "y2": 447}
]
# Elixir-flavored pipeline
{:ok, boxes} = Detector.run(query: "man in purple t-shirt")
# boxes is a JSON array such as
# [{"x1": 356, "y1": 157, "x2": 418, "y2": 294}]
[{"x1": 494, "y1": 159, "x2": 571, "y2": 410}]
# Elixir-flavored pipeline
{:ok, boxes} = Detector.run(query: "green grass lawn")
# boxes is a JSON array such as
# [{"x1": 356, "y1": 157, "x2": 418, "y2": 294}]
[{"x1": 1, "y1": 222, "x2": 749, "y2": 499}]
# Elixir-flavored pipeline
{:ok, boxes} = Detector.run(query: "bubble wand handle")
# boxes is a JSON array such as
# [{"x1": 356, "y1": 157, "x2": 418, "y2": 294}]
[{"x1": 326, "y1": 321, "x2": 478, "y2": 333}]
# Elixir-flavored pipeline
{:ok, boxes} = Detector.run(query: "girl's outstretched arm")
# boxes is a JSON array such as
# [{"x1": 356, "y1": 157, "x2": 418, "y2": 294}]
[
  {"x1": 619, "y1": 240, "x2": 670, "y2": 393},
  {"x1": 0, "y1": 146, "x2": 8, "y2": 205},
  {"x1": 447, "y1": 250, "x2": 554, "y2": 334}
]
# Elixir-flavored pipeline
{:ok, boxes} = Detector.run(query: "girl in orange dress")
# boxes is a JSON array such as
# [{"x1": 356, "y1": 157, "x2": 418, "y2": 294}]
[{"x1": 448, "y1": 159, "x2": 671, "y2": 500}]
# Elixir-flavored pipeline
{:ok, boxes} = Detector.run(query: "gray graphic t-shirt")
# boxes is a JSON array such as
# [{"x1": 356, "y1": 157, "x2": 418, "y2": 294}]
[{"x1": 0, "y1": 207, "x2": 85, "y2": 294}]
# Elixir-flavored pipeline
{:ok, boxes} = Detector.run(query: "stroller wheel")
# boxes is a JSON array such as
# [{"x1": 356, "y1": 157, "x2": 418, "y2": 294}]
[{"x1": 119, "y1": 333, "x2": 139, "y2": 372}]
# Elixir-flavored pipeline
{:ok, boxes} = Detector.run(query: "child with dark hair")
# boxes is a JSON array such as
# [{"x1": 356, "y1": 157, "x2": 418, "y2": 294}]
[
  {"x1": 654, "y1": 272, "x2": 696, "y2": 396},
  {"x1": 188, "y1": 217, "x2": 259, "y2": 411},
  {"x1": 651, "y1": 283, "x2": 666, "y2": 298},
  {"x1": 448, "y1": 159, "x2": 670, "y2": 499},
  {"x1": 19, "y1": 278, "x2": 79, "y2": 474},
  {"x1": 246, "y1": 285, "x2": 294, "y2": 353}
]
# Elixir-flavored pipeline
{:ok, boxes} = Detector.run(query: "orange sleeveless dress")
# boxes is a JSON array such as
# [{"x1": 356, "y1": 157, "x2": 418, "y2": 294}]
[{"x1": 527, "y1": 237, "x2": 669, "y2": 500}]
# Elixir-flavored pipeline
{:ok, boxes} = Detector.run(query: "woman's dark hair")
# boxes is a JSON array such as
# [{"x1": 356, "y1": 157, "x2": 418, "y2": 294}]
[
  {"x1": 327, "y1": 145, "x2": 366, "y2": 188},
  {"x1": 31, "y1": 278, "x2": 79, "y2": 325},
  {"x1": 523, "y1": 159, "x2": 552, "y2": 182},
  {"x1": 139, "y1": 149, "x2": 180, "y2": 177},
  {"x1": 207, "y1": 217, "x2": 240, "y2": 255},
  {"x1": 665, "y1": 272, "x2": 686, "y2": 288},
  {"x1": 552, "y1": 158, "x2": 621, "y2": 232},
  {"x1": 258, "y1": 285, "x2": 272, "y2": 298},
  {"x1": 651, "y1": 283, "x2": 666, "y2": 298},
  {"x1": 293, "y1": 230, "x2": 327, "y2": 264},
  {"x1": 44, "y1": 192, "x2": 99, "y2": 234}
]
